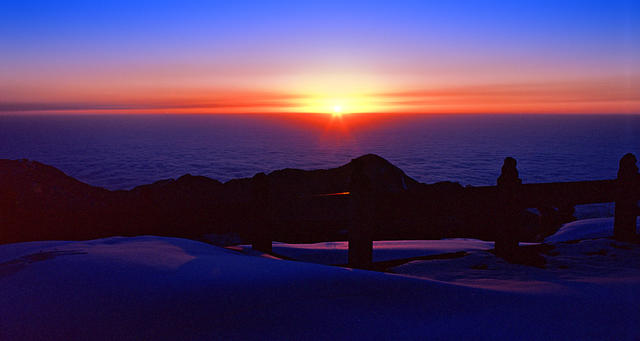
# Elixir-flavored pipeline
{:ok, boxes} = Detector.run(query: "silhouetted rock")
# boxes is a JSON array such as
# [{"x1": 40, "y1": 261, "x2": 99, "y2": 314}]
[
  {"x1": 1, "y1": 155, "x2": 559, "y2": 245},
  {"x1": 0, "y1": 159, "x2": 115, "y2": 242}
]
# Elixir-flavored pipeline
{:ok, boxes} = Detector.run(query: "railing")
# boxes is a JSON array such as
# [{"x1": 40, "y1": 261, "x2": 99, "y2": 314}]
[{"x1": 251, "y1": 153, "x2": 640, "y2": 268}]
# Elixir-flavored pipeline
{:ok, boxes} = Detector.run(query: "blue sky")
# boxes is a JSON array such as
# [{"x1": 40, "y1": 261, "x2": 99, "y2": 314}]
[{"x1": 1, "y1": 0, "x2": 639, "y2": 113}]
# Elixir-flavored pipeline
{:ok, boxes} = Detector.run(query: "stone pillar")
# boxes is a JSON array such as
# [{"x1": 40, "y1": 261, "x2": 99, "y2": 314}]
[
  {"x1": 251, "y1": 172, "x2": 272, "y2": 253},
  {"x1": 495, "y1": 157, "x2": 522, "y2": 257},
  {"x1": 614, "y1": 153, "x2": 639, "y2": 241},
  {"x1": 348, "y1": 159, "x2": 374, "y2": 268}
]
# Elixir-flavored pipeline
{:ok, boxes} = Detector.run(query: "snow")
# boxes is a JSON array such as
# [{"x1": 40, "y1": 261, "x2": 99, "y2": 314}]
[
  {"x1": 1, "y1": 234, "x2": 639, "y2": 340},
  {"x1": 235, "y1": 239, "x2": 495, "y2": 265},
  {"x1": 544, "y1": 217, "x2": 640, "y2": 243},
  {"x1": 392, "y1": 238, "x2": 640, "y2": 291}
]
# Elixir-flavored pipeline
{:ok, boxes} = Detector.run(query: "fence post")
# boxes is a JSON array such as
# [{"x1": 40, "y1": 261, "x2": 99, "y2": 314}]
[
  {"x1": 614, "y1": 153, "x2": 639, "y2": 241},
  {"x1": 251, "y1": 172, "x2": 272, "y2": 253},
  {"x1": 348, "y1": 159, "x2": 373, "y2": 268},
  {"x1": 495, "y1": 157, "x2": 522, "y2": 257}
]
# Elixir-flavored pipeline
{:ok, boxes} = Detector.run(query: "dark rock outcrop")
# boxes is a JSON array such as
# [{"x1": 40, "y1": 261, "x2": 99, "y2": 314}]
[{"x1": 0, "y1": 155, "x2": 563, "y2": 244}]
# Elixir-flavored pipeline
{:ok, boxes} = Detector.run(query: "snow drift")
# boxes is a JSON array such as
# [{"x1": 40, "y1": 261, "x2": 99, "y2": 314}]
[
  {"x1": 544, "y1": 217, "x2": 640, "y2": 243},
  {"x1": 1, "y1": 233, "x2": 639, "y2": 340}
]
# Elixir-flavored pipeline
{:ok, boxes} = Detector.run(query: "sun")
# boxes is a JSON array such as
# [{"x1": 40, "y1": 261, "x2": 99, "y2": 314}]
[
  {"x1": 294, "y1": 95, "x2": 384, "y2": 115},
  {"x1": 332, "y1": 105, "x2": 343, "y2": 117}
]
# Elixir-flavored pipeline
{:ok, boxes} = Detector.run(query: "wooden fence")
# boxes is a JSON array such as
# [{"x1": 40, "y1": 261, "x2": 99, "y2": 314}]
[{"x1": 252, "y1": 153, "x2": 640, "y2": 268}]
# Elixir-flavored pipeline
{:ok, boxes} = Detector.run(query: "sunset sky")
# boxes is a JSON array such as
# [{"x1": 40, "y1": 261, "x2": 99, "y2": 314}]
[{"x1": 1, "y1": 0, "x2": 639, "y2": 114}]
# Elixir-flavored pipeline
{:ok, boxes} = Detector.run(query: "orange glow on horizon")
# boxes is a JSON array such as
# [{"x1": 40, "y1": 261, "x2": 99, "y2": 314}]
[{"x1": 2, "y1": 75, "x2": 639, "y2": 115}]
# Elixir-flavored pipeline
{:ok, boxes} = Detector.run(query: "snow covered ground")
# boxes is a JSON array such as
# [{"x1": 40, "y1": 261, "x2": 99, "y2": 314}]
[
  {"x1": 544, "y1": 217, "x2": 640, "y2": 243},
  {"x1": 234, "y1": 239, "x2": 495, "y2": 265},
  {"x1": 1, "y1": 218, "x2": 639, "y2": 340}
]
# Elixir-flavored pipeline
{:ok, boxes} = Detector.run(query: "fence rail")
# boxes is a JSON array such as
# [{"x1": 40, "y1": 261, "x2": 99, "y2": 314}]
[{"x1": 252, "y1": 153, "x2": 640, "y2": 268}]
